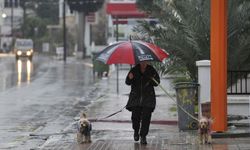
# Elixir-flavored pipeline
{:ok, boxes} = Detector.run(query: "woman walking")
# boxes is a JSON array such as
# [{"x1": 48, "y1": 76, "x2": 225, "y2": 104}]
[{"x1": 125, "y1": 61, "x2": 160, "y2": 145}]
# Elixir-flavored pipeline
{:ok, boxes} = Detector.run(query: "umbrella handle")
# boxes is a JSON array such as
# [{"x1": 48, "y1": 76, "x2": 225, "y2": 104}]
[{"x1": 129, "y1": 35, "x2": 132, "y2": 41}]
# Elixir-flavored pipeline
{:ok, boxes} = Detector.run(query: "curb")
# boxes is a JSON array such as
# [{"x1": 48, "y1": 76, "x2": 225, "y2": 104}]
[{"x1": 212, "y1": 132, "x2": 250, "y2": 138}]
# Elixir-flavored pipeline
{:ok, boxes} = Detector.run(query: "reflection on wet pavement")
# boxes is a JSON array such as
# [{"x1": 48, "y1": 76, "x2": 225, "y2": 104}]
[
  {"x1": 0, "y1": 57, "x2": 95, "y2": 149},
  {"x1": 16, "y1": 59, "x2": 33, "y2": 85}
]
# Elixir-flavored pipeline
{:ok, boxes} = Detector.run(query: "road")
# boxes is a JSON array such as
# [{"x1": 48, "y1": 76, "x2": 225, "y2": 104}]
[{"x1": 0, "y1": 54, "x2": 95, "y2": 149}]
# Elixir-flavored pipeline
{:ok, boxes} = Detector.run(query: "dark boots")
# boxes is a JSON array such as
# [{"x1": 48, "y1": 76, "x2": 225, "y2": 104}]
[
  {"x1": 134, "y1": 131, "x2": 147, "y2": 145},
  {"x1": 134, "y1": 132, "x2": 139, "y2": 141},
  {"x1": 140, "y1": 136, "x2": 147, "y2": 145}
]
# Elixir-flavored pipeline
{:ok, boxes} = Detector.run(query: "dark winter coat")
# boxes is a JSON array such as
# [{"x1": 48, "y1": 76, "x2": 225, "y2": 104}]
[{"x1": 125, "y1": 64, "x2": 160, "y2": 112}]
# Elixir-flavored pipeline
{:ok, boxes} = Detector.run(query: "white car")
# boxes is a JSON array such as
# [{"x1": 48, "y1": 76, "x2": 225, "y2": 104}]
[{"x1": 15, "y1": 38, "x2": 34, "y2": 60}]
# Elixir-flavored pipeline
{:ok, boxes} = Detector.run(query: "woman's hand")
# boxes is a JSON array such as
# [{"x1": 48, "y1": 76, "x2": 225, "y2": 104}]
[{"x1": 128, "y1": 72, "x2": 134, "y2": 79}]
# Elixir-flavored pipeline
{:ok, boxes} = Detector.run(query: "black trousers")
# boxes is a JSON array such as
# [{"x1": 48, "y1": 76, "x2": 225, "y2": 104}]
[{"x1": 131, "y1": 107, "x2": 153, "y2": 137}]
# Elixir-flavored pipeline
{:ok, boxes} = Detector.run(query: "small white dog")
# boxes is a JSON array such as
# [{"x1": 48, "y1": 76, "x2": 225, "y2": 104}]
[
  {"x1": 77, "y1": 112, "x2": 92, "y2": 143},
  {"x1": 198, "y1": 116, "x2": 212, "y2": 144}
]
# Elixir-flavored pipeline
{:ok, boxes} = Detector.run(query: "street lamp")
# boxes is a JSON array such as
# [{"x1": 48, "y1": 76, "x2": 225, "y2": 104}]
[{"x1": 1, "y1": 13, "x2": 6, "y2": 18}]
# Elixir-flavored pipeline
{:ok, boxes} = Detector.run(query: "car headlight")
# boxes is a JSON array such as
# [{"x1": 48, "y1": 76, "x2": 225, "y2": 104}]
[
  {"x1": 26, "y1": 51, "x2": 31, "y2": 56},
  {"x1": 17, "y1": 51, "x2": 22, "y2": 55}
]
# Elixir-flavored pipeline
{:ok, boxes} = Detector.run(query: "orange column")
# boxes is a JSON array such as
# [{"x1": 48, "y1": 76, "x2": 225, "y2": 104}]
[{"x1": 210, "y1": 0, "x2": 227, "y2": 131}]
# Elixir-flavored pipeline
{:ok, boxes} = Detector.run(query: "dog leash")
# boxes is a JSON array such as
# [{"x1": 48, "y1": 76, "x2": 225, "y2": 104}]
[
  {"x1": 151, "y1": 77, "x2": 199, "y2": 122},
  {"x1": 91, "y1": 77, "x2": 199, "y2": 122},
  {"x1": 91, "y1": 106, "x2": 126, "y2": 122}
]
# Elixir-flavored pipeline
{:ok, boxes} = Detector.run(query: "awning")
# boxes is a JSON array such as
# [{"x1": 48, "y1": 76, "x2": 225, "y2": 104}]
[{"x1": 106, "y1": 3, "x2": 146, "y2": 19}]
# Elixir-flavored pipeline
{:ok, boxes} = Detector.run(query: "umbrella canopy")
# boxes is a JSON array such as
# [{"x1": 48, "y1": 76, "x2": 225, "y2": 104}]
[{"x1": 96, "y1": 41, "x2": 169, "y2": 65}]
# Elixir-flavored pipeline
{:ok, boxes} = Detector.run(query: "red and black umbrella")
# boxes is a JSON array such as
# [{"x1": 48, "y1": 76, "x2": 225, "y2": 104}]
[
  {"x1": 95, "y1": 40, "x2": 169, "y2": 94},
  {"x1": 96, "y1": 41, "x2": 169, "y2": 65}
]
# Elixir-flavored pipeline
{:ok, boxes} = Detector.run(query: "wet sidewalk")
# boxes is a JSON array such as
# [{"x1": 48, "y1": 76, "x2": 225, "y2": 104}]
[{"x1": 37, "y1": 65, "x2": 250, "y2": 150}]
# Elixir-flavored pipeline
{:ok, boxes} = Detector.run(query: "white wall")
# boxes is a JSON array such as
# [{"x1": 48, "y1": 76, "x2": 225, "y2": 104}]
[
  {"x1": 196, "y1": 60, "x2": 211, "y2": 117},
  {"x1": 196, "y1": 60, "x2": 211, "y2": 103}
]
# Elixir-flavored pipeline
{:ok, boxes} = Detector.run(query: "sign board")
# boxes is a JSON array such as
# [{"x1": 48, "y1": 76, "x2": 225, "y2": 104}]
[
  {"x1": 56, "y1": 47, "x2": 64, "y2": 59},
  {"x1": 42, "y1": 43, "x2": 50, "y2": 52},
  {"x1": 86, "y1": 12, "x2": 98, "y2": 24},
  {"x1": 56, "y1": 47, "x2": 64, "y2": 55}
]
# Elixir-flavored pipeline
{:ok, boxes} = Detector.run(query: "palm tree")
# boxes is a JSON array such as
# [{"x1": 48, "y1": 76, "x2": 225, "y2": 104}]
[
  {"x1": 135, "y1": 0, "x2": 250, "y2": 82},
  {"x1": 228, "y1": 1, "x2": 250, "y2": 70}
]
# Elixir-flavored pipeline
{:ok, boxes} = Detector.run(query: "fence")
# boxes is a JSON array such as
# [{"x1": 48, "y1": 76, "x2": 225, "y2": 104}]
[{"x1": 228, "y1": 70, "x2": 250, "y2": 95}]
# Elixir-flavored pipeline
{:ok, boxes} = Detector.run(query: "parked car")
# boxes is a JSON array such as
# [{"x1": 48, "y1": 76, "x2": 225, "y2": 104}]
[{"x1": 14, "y1": 38, "x2": 34, "y2": 60}]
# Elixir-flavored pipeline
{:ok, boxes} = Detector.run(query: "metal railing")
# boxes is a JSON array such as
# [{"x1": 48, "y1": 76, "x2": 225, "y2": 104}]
[{"x1": 227, "y1": 70, "x2": 250, "y2": 95}]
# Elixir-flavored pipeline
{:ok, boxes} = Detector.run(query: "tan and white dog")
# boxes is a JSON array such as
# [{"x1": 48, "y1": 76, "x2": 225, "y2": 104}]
[
  {"x1": 198, "y1": 117, "x2": 212, "y2": 144},
  {"x1": 77, "y1": 112, "x2": 92, "y2": 143}
]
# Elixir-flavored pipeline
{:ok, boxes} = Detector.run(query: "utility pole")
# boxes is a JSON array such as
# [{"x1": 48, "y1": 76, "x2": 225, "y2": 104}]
[
  {"x1": 116, "y1": 16, "x2": 119, "y2": 94},
  {"x1": 63, "y1": 0, "x2": 67, "y2": 62},
  {"x1": 11, "y1": 0, "x2": 14, "y2": 36},
  {"x1": 10, "y1": 0, "x2": 14, "y2": 52}
]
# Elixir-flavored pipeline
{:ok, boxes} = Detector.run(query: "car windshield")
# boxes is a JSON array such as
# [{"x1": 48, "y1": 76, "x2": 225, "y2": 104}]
[
  {"x1": 16, "y1": 41, "x2": 32, "y2": 47},
  {"x1": 15, "y1": 40, "x2": 33, "y2": 50}
]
